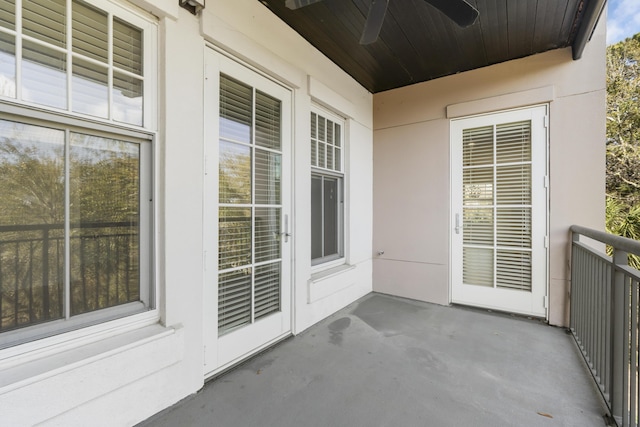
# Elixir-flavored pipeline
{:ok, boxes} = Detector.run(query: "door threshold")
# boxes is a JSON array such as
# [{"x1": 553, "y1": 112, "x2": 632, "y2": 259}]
[
  {"x1": 450, "y1": 303, "x2": 547, "y2": 324},
  {"x1": 204, "y1": 332, "x2": 293, "y2": 382}
]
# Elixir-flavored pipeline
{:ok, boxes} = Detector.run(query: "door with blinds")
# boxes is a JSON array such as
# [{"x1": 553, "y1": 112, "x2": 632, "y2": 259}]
[
  {"x1": 204, "y1": 50, "x2": 292, "y2": 374},
  {"x1": 451, "y1": 106, "x2": 548, "y2": 317}
]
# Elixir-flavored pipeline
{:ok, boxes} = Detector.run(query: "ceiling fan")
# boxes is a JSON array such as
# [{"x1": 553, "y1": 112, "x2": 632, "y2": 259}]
[{"x1": 285, "y1": 0, "x2": 479, "y2": 45}]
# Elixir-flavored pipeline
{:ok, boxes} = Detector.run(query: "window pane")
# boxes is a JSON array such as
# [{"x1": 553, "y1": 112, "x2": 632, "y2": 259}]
[
  {"x1": 463, "y1": 125, "x2": 493, "y2": 166},
  {"x1": 113, "y1": 72, "x2": 143, "y2": 126},
  {"x1": 310, "y1": 138, "x2": 317, "y2": 167},
  {"x1": 68, "y1": 134, "x2": 141, "y2": 316},
  {"x1": 311, "y1": 175, "x2": 322, "y2": 260},
  {"x1": 463, "y1": 208, "x2": 493, "y2": 246},
  {"x1": 496, "y1": 250, "x2": 531, "y2": 291},
  {"x1": 219, "y1": 141, "x2": 251, "y2": 204},
  {"x1": 334, "y1": 123, "x2": 341, "y2": 147},
  {"x1": 218, "y1": 268, "x2": 251, "y2": 334},
  {"x1": 318, "y1": 142, "x2": 326, "y2": 169},
  {"x1": 255, "y1": 91, "x2": 281, "y2": 150},
  {"x1": 113, "y1": 17, "x2": 142, "y2": 75},
  {"x1": 22, "y1": 41, "x2": 67, "y2": 109},
  {"x1": 311, "y1": 112, "x2": 317, "y2": 139},
  {"x1": 72, "y1": 0, "x2": 108, "y2": 63},
  {"x1": 23, "y1": 0, "x2": 66, "y2": 48},
  {"x1": 496, "y1": 208, "x2": 532, "y2": 248},
  {"x1": 463, "y1": 167, "x2": 493, "y2": 206},
  {"x1": 72, "y1": 57, "x2": 108, "y2": 118},
  {"x1": 496, "y1": 121, "x2": 531, "y2": 163},
  {"x1": 0, "y1": 120, "x2": 65, "y2": 332},
  {"x1": 323, "y1": 177, "x2": 339, "y2": 257},
  {"x1": 327, "y1": 144, "x2": 334, "y2": 171},
  {"x1": 0, "y1": 32, "x2": 16, "y2": 98},
  {"x1": 255, "y1": 149, "x2": 280, "y2": 205},
  {"x1": 254, "y1": 263, "x2": 280, "y2": 320},
  {"x1": 255, "y1": 208, "x2": 280, "y2": 263},
  {"x1": 318, "y1": 116, "x2": 326, "y2": 141},
  {"x1": 219, "y1": 207, "x2": 251, "y2": 270},
  {"x1": 496, "y1": 164, "x2": 531, "y2": 205},
  {"x1": 0, "y1": 0, "x2": 15, "y2": 30},
  {"x1": 220, "y1": 75, "x2": 252, "y2": 142},
  {"x1": 463, "y1": 247, "x2": 494, "y2": 287}
]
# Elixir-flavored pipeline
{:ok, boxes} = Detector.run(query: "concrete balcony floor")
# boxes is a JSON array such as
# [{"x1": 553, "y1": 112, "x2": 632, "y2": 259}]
[{"x1": 141, "y1": 293, "x2": 608, "y2": 427}]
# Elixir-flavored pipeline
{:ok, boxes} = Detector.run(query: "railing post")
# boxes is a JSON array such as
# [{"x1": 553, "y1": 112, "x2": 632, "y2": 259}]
[
  {"x1": 611, "y1": 248, "x2": 627, "y2": 426},
  {"x1": 42, "y1": 227, "x2": 50, "y2": 320},
  {"x1": 570, "y1": 231, "x2": 579, "y2": 331}
]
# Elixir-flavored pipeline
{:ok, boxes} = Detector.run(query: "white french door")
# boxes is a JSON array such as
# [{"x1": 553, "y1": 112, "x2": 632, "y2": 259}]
[
  {"x1": 204, "y1": 49, "x2": 292, "y2": 375},
  {"x1": 451, "y1": 106, "x2": 548, "y2": 317}
]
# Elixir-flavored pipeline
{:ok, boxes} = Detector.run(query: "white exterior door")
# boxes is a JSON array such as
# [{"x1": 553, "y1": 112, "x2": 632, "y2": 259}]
[
  {"x1": 451, "y1": 106, "x2": 548, "y2": 317},
  {"x1": 204, "y1": 50, "x2": 292, "y2": 375}
]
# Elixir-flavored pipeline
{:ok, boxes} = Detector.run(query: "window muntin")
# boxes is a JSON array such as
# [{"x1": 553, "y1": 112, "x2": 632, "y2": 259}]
[
  {"x1": 311, "y1": 109, "x2": 344, "y2": 265},
  {"x1": 0, "y1": 0, "x2": 147, "y2": 126}
]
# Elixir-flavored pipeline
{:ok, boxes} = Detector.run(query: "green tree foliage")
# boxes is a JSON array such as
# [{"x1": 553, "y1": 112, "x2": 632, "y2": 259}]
[{"x1": 606, "y1": 33, "x2": 640, "y2": 266}]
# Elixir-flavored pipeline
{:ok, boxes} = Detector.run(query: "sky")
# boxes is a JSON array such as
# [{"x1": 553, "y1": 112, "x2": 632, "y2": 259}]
[{"x1": 607, "y1": 0, "x2": 640, "y2": 45}]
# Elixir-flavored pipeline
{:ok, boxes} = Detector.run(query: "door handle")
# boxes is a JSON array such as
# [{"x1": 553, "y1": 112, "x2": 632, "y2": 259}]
[
  {"x1": 455, "y1": 213, "x2": 462, "y2": 234},
  {"x1": 282, "y1": 214, "x2": 291, "y2": 243}
]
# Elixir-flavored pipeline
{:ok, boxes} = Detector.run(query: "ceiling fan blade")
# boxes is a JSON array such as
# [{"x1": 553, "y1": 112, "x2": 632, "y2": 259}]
[
  {"x1": 360, "y1": 0, "x2": 390, "y2": 45},
  {"x1": 285, "y1": 0, "x2": 324, "y2": 10},
  {"x1": 423, "y1": 0, "x2": 479, "y2": 28}
]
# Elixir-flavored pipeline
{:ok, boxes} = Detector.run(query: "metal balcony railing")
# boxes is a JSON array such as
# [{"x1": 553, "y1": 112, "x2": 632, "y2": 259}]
[
  {"x1": 570, "y1": 225, "x2": 640, "y2": 427},
  {"x1": 0, "y1": 222, "x2": 139, "y2": 333}
]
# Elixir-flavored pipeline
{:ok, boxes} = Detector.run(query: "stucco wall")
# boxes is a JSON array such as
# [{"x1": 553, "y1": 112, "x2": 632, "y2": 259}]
[
  {"x1": 372, "y1": 17, "x2": 606, "y2": 327},
  {"x1": 0, "y1": 0, "x2": 373, "y2": 425}
]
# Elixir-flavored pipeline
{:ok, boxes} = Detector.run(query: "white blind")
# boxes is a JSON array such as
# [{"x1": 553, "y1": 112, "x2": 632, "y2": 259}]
[
  {"x1": 462, "y1": 120, "x2": 533, "y2": 292},
  {"x1": 218, "y1": 74, "x2": 282, "y2": 335}
]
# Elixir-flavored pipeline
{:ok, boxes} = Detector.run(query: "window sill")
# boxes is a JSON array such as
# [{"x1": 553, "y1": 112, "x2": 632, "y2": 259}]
[
  {"x1": 308, "y1": 263, "x2": 357, "y2": 303},
  {"x1": 0, "y1": 322, "x2": 181, "y2": 394}
]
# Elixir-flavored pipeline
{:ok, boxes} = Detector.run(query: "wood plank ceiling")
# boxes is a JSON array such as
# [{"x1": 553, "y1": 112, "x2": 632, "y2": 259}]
[{"x1": 257, "y1": 0, "x2": 596, "y2": 93}]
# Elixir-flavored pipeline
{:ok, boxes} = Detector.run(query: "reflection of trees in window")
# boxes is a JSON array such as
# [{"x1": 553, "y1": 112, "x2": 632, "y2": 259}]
[{"x1": 0, "y1": 120, "x2": 140, "y2": 332}]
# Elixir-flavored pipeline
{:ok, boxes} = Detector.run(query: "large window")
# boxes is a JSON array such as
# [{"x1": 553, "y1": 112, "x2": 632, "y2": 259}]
[
  {"x1": 0, "y1": 0, "x2": 155, "y2": 348},
  {"x1": 310, "y1": 108, "x2": 344, "y2": 265}
]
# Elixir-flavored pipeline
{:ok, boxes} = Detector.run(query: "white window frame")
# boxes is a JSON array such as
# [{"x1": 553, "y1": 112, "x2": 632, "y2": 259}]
[
  {"x1": 310, "y1": 105, "x2": 345, "y2": 269},
  {"x1": 0, "y1": 0, "x2": 157, "y2": 351}
]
